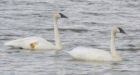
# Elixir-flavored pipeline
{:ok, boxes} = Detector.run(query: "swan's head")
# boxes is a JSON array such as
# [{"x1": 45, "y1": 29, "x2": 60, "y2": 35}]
[
  {"x1": 30, "y1": 42, "x2": 38, "y2": 50},
  {"x1": 112, "y1": 26, "x2": 126, "y2": 34},
  {"x1": 53, "y1": 11, "x2": 68, "y2": 20}
]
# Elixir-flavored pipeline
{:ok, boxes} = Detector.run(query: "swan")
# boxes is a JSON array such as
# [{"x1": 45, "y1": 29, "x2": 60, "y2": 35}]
[
  {"x1": 4, "y1": 11, "x2": 68, "y2": 50},
  {"x1": 68, "y1": 26, "x2": 126, "y2": 61}
]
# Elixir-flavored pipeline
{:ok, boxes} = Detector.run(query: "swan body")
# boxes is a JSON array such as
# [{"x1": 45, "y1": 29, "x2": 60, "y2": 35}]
[
  {"x1": 4, "y1": 11, "x2": 68, "y2": 50},
  {"x1": 4, "y1": 37, "x2": 55, "y2": 50},
  {"x1": 68, "y1": 26, "x2": 125, "y2": 61},
  {"x1": 68, "y1": 47, "x2": 112, "y2": 61}
]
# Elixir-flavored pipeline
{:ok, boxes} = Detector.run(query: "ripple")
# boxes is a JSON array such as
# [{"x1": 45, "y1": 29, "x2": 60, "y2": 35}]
[
  {"x1": 0, "y1": 0, "x2": 140, "y2": 75},
  {"x1": 81, "y1": 12, "x2": 106, "y2": 16}
]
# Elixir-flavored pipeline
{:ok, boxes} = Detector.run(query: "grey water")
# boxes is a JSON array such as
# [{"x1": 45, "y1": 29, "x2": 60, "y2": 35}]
[{"x1": 0, "y1": 0, "x2": 140, "y2": 75}]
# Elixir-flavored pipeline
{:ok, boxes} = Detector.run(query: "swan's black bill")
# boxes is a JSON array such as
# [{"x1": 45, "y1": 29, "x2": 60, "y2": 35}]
[
  {"x1": 119, "y1": 27, "x2": 126, "y2": 34},
  {"x1": 59, "y1": 13, "x2": 68, "y2": 18}
]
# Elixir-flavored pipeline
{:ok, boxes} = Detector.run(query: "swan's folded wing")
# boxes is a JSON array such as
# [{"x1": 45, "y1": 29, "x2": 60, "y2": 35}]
[{"x1": 68, "y1": 46, "x2": 112, "y2": 61}]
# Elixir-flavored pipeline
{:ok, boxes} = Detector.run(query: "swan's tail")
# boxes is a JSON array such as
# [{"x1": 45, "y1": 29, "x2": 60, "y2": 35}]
[
  {"x1": 4, "y1": 41, "x2": 14, "y2": 47},
  {"x1": 4, "y1": 41, "x2": 11, "y2": 46}
]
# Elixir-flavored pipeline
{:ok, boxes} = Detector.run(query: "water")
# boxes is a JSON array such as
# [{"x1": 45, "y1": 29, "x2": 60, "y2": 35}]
[{"x1": 0, "y1": 0, "x2": 140, "y2": 75}]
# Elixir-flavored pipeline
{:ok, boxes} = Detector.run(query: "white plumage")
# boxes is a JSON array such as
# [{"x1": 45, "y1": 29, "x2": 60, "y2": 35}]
[
  {"x1": 68, "y1": 47, "x2": 112, "y2": 61},
  {"x1": 4, "y1": 11, "x2": 68, "y2": 50},
  {"x1": 68, "y1": 26, "x2": 126, "y2": 61},
  {"x1": 4, "y1": 37, "x2": 55, "y2": 49}
]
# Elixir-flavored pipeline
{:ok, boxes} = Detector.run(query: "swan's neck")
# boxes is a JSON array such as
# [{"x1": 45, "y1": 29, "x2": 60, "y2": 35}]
[
  {"x1": 110, "y1": 30, "x2": 121, "y2": 61},
  {"x1": 53, "y1": 18, "x2": 62, "y2": 50}
]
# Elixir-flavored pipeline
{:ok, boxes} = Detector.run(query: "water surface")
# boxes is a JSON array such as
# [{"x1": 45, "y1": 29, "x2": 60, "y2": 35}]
[{"x1": 0, "y1": 0, "x2": 140, "y2": 75}]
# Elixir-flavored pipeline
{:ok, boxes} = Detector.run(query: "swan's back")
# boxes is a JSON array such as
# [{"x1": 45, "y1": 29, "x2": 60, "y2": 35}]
[
  {"x1": 68, "y1": 46, "x2": 112, "y2": 61},
  {"x1": 4, "y1": 37, "x2": 55, "y2": 49}
]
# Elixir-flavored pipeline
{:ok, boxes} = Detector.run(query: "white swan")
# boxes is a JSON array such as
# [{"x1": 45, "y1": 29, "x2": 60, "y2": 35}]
[
  {"x1": 4, "y1": 11, "x2": 68, "y2": 50},
  {"x1": 68, "y1": 26, "x2": 126, "y2": 61}
]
